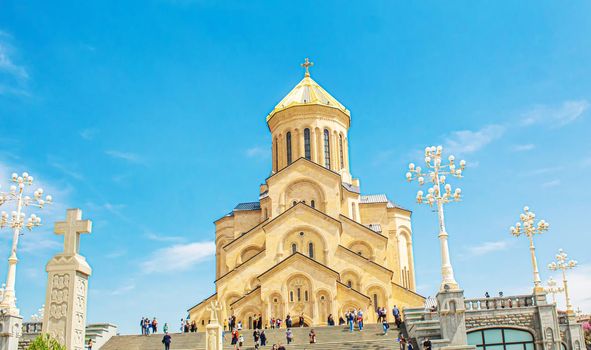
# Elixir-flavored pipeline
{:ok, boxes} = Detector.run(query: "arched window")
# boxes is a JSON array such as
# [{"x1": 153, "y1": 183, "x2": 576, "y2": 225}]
[
  {"x1": 323, "y1": 129, "x2": 331, "y2": 169},
  {"x1": 305, "y1": 291, "x2": 309, "y2": 301},
  {"x1": 373, "y1": 293, "x2": 378, "y2": 307},
  {"x1": 468, "y1": 328, "x2": 534, "y2": 350},
  {"x1": 304, "y1": 128, "x2": 311, "y2": 160},
  {"x1": 308, "y1": 242, "x2": 314, "y2": 259},
  {"x1": 286, "y1": 132, "x2": 292, "y2": 165},
  {"x1": 290, "y1": 291, "x2": 294, "y2": 302},
  {"x1": 311, "y1": 200, "x2": 315, "y2": 208},
  {"x1": 297, "y1": 288, "x2": 301, "y2": 301},
  {"x1": 347, "y1": 280, "x2": 352, "y2": 288},
  {"x1": 291, "y1": 243, "x2": 297, "y2": 254},
  {"x1": 339, "y1": 134, "x2": 344, "y2": 169},
  {"x1": 292, "y1": 201, "x2": 297, "y2": 207}
]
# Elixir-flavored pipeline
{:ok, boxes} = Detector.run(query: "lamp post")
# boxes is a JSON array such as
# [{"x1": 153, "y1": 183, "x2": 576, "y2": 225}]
[
  {"x1": 509, "y1": 206, "x2": 549, "y2": 294},
  {"x1": 548, "y1": 249, "x2": 577, "y2": 315},
  {"x1": 0, "y1": 171, "x2": 52, "y2": 315},
  {"x1": 406, "y1": 145, "x2": 465, "y2": 291},
  {"x1": 544, "y1": 277, "x2": 564, "y2": 304}
]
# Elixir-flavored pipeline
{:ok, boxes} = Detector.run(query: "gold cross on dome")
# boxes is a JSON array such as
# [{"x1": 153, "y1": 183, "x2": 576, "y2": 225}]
[
  {"x1": 54, "y1": 208, "x2": 92, "y2": 256},
  {"x1": 301, "y1": 58, "x2": 314, "y2": 77}
]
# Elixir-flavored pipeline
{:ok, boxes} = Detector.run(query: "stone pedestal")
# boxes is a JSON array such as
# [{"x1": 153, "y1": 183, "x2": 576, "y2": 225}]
[
  {"x1": 0, "y1": 313, "x2": 22, "y2": 350},
  {"x1": 42, "y1": 257, "x2": 91, "y2": 350},
  {"x1": 535, "y1": 293, "x2": 562, "y2": 350},
  {"x1": 437, "y1": 289, "x2": 476, "y2": 350},
  {"x1": 205, "y1": 323, "x2": 223, "y2": 350},
  {"x1": 563, "y1": 313, "x2": 585, "y2": 350}
]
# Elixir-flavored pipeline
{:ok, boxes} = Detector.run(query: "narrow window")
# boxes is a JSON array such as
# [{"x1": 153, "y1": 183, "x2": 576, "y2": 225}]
[
  {"x1": 311, "y1": 200, "x2": 315, "y2": 208},
  {"x1": 323, "y1": 129, "x2": 331, "y2": 169},
  {"x1": 291, "y1": 243, "x2": 297, "y2": 254},
  {"x1": 305, "y1": 291, "x2": 309, "y2": 301},
  {"x1": 347, "y1": 280, "x2": 352, "y2": 288},
  {"x1": 274, "y1": 138, "x2": 279, "y2": 171},
  {"x1": 286, "y1": 132, "x2": 292, "y2": 165},
  {"x1": 293, "y1": 201, "x2": 297, "y2": 207},
  {"x1": 290, "y1": 291, "x2": 294, "y2": 302},
  {"x1": 339, "y1": 134, "x2": 344, "y2": 169},
  {"x1": 297, "y1": 288, "x2": 301, "y2": 301},
  {"x1": 373, "y1": 293, "x2": 378, "y2": 307},
  {"x1": 304, "y1": 128, "x2": 311, "y2": 160},
  {"x1": 308, "y1": 242, "x2": 314, "y2": 259},
  {"x1": 264, "y1": 208, "x2": 268, "y2": 219}
]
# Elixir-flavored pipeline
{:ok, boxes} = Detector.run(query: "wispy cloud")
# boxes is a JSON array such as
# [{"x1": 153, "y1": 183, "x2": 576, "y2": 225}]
[
  {"x1": 521, "y1": 166, "x2": 563, "y2": 177},
  {"x1": 142, "y1": 241, "x2": 215, "y2": 273},
  {"x1": 80, "y1": 128, "x2": 98, "y2": 140},
  {"x1": 145, "y1": 232, "x2": 186, "y2": 243},
  {"x1": 105, "y1": 249, "x2": 127, "y2": 259},
  {"x1": 105, "y1": 150, "x2": 144, "y2": 164},
  {"x1": 443, "y1": 124, "x2": 505, "y2": 155},
  {"x1": 246, "y1": 146, "x2": 270, "y2": 158},
  {"x1": 0, "y1": 31, "x2": 29, "y2": 96},
  {"x1": 512, "y1": 144, "x2": 535, "y2": 152},
  {"x1": 541, "y1": 179, "x2": 561, "y2": 188},
  {"x1": 111, "y1": 281, "x2": 136, "y2": 296},
  {"x1": 521, "y1": 100, "x2": 589, "y2": 128},
  {"x1": 48, "y1": 156, "x2": 84, "y2": 180},
  {"x1": 466, "y1": 240, "x2": 511, "y2": 257}
]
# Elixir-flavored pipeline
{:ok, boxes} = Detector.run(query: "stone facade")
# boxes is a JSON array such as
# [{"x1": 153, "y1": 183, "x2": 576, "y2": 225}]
[{"x1": 188, "y1": 70, "x2": 424, "y2": 328}]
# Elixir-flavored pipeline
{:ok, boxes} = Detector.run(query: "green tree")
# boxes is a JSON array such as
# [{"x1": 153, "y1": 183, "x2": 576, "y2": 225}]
[{"x1": 26, "y1": 334, "x2": 67, "y2": 350}]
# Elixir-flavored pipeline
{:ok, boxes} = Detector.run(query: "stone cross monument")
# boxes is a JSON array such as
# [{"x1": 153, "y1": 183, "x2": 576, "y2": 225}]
[
  {"x1": 205, "y1": 300, "x2": 223, "y2": 350},
  {"x1": 42, "y1": 208, "x2": 92, "y2": 350}
]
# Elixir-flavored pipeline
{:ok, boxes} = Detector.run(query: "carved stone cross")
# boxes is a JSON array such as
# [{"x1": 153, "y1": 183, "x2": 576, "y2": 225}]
[
  {"x1": 207, "y1": 300, "x2": 223, "y2": 323},
  {"x1": 54, "y1": 208, "x2": 92, "y2": 256}
]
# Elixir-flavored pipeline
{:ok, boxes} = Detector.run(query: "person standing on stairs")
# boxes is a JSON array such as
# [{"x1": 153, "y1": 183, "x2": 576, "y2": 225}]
[{"x1": 161, "y1": 332, "x2": 172, "y2": 350}]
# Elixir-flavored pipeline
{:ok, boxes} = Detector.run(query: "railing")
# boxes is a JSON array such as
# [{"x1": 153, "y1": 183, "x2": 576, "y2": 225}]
[
  {"x1": 22, "y1": 322, "x2": 43, "y2": 334},
  {"x1": 465, "y1": 295, "x2": 536, "y2": 311}
]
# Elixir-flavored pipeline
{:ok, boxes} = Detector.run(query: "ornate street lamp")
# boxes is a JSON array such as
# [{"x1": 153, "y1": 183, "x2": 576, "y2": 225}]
[
  {"x1": 406, "y1": 145, "x2": 465, "y2": 291},
  {"x1": 548, "y1": 249, "x2": 577, "y2": 314},
  {"x1": 510, "y1": 206, "x2": 549, "y2": 294},
  {"x1": 0, "y1": 172, "x2": 52, "y2": 315},
  {"x1": 544, "y1": 277, "x2": 564, "y2": 304}
]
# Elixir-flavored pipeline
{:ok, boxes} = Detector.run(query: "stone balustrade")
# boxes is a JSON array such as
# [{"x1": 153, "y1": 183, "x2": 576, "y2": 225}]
[
  {"x1": 465, "y1": 295, "x2": 536, "y2": 311},
  {"x1": 22, "y1": 321, "x2": 43, "y2": 335}
]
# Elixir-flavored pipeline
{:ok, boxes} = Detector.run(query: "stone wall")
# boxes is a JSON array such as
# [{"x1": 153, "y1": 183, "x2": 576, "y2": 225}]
[{"x1": 466, "y1": 308, "x2": 536, "y2": 330}]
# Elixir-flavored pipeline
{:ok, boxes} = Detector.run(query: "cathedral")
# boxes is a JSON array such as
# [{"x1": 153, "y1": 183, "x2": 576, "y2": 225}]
[{"x1": 188, "y1": 60, "x2": 424, "y2": 328}]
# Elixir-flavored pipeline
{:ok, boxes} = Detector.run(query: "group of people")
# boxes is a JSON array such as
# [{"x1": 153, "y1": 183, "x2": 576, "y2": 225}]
[
  {"x1": 180, "y1": 318, "x2": 199, "y2": 333},
  {"x1": 398, "y1": 335, "x2": 432, "y2": 350},
  {"x1": 140, "y1": 317, "x2": 167, "y2": 335}
]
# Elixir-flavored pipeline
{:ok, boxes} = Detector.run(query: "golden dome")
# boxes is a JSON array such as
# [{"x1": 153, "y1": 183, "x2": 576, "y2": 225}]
[{"x1": 266, "y1": 74, "x2": 350, "y2": 122}]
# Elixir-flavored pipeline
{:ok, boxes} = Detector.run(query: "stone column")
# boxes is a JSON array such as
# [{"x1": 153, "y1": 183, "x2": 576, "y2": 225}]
[
  {"x1": 436, "y1": 289, "x2": 476, "y2": 350},
  {"x1": 42, "y1": 209, "x2": 93, "y2": 350},
  {"x1": 0, "y1": 313, "x2": 22, "y2": 350},
  {"x1": 310, "y1": 128, "x2": 317, "y2": 163}
]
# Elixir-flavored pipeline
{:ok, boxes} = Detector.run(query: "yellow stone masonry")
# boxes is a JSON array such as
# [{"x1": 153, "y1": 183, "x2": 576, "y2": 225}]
[{"x1": 188, "y1": 66, "x2": 424, "y2": 329}]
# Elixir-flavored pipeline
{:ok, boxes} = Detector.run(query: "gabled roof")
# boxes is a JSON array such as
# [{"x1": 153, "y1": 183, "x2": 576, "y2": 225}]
[
  {"x1": 258, "y1": 252, "x2": 339, "y2": 280},
  {"x1": 337, "y1": 245, "x2": 393, "y2": 277},
  {"x1": 267, "y1": 75, "x2": 350, "y2": 122},
  {"x1": 187, "y1": 292, "x2": 217, "y2": 313},
  {"x1": 339, "y1": 214, "x2": 388, "y2": 242}
]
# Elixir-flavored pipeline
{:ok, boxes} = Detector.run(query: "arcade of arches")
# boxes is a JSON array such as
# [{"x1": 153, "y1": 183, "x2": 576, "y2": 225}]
[{"x1": 188, "y1": 64, "x2": 424, "y2": 328}]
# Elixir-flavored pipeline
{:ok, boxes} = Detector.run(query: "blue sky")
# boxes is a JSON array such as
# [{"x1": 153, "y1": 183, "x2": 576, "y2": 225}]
[{"x1": 1, "y1": 1, "x2": 590, "y2": 334}]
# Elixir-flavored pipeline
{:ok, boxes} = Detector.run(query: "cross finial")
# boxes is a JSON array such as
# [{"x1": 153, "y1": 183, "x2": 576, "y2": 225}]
[
  {"x1": 54, "y1": 208, "x2": 92, "y2": 256},
  {"x1": 301, "y1": 57, "x2": 314, "y2": 77}
]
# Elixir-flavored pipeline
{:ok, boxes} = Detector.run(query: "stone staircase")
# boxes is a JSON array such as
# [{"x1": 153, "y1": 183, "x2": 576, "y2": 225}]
[
  {"x1": 85, "y1": 323, "x2": 118, "y2": 349},
  {"x1": 403, "y1": 307, "x2": 449, "y2": 349},
  {"x1": 101, "y1": 323, "x2": 405, "y2": 350}
]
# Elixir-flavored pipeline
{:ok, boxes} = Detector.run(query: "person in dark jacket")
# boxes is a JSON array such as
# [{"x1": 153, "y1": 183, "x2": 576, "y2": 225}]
[
  {"x1": 260, "y1": 331, "x2": 267, "y2": 346},
  {"x1": 162, "y1": 332, "x2": 172, "y2": 350}
]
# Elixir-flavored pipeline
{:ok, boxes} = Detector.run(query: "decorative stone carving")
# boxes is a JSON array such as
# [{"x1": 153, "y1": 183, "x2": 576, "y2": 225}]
[{"x1": 42, "y1": 209, "x2": 93, "y2": 350}]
